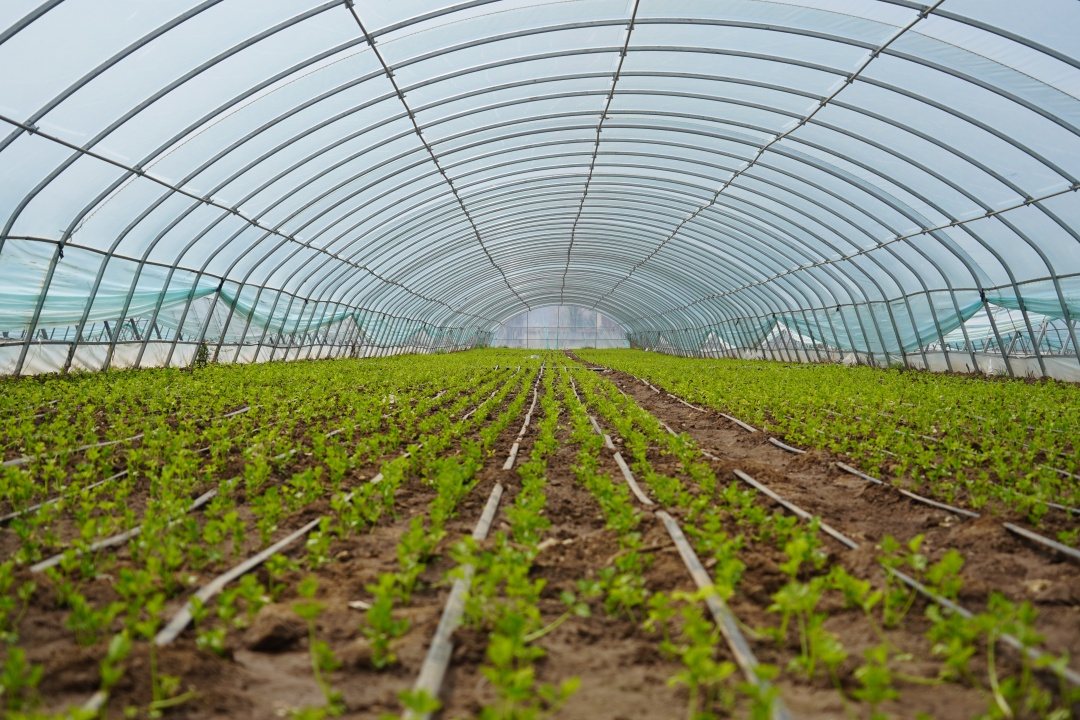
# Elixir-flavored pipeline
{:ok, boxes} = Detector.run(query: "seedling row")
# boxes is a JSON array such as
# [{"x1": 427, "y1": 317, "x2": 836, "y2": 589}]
[{"x1": 1, "y1": 349, "x2": 1078, "y2": 719}]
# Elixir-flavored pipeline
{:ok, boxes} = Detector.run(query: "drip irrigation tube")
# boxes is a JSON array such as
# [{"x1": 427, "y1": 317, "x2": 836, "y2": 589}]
[
  {"x1": 730, "y1": 468, "x2": 1080, "y2": 688},
  {"x1": 405, "y1": 482, "x2": 505, "y2": 720},
  {"x1": 768, "y1": 437, "x2": 807, "y2": 455},
  {"x1": 836, "y1": 463, "x2": 1077, "y2": 562},
  {"x1": 575, "y1": 385, "x2": 651, "y2": 505},
  {"x1": 588, "y1": 415, "x2": 617, "y2": 451},
  {"x1": 366, "y1": 384, "x2": 503, "y2": 484},
  {"x1": 1002, "y1": 523, "x2": 1080, "y2": 564},
  {"x1": 667, "y1": 393, "x2": 706, "y2": 413},
  {"x1": 155, "y1": 516, "x2": 324, "y2": 646},
  {"x1": 573, "y1": 374, "x2": 791, "y2": 716},
  {"x1": 3, "y1": 405, "x2": 251, "y2": 468},
  {"x1": 3, "y1": 399, "x2": 58, "y2": 419},
  {"x1": 1044, "y1": 498, "x2": 1080, "y2": 515},
  {"x1": 0, "y1": 470, "x2": 128, "y2": 524},
  {"x1": 460, "y1": 389, "x2": 499, "y2": 421},
  {"x1": 3, "y1": 433, "x2": 145, "y2": 468},
  {"x1": 829, "y1": 409, "x2": 1078, "y2": 514},
  {"x1": 721, "y1": 413, "x2": 759, "y2": 433},
  {"x1": 501, "y1": 443, "x2": 521, "y2": 471},
  {"x1": 836, "y1": 463, "x2": 980, "y2": 518},
  {"x1": 612, "y1": 452, "x2": 654, "y2": 506},
  {"x1": 504, "y1": 366, "x2": 544, "y2": 471},
  {"x1": 568, "y1": 373, "x2": 581, "y2": 402},
  {"x1": 31, "y1": 488, "x2": 218, "y2": 573},
  {"x1": 270, "y1": 425, "x2": 343, "y2": 460},
  {"x1": 603, "y1": 366, "x2": 761, "y2": 433},
  {"x1": 733, "y1": 469, "x2": 856, "y2": 550},
  {"x1": 656, "y1": 511, "x2": 792, "y2": 720}
]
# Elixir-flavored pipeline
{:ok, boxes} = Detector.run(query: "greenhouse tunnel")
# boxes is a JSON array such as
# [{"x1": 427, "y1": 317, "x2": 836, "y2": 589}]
[{"x1": 1, "y1": 0, "x2": 1079, "y2": 379}]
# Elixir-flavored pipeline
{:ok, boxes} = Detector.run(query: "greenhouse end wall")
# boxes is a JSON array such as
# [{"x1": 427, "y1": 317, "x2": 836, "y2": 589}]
[{"x1": 493, "y1": 306, "x2": 629, "y2": 350}]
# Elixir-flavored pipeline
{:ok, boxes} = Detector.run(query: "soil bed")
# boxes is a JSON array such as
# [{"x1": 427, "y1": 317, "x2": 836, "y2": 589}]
[
  {"x1": 586, "y1": 359, "x2": 1080, "y2": 686},
  {"x1": 9, "y1": 354, "x2": 1080, "y2": 720}
]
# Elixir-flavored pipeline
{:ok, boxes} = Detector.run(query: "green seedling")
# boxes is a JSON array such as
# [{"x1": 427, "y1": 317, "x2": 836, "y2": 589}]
[{"x1": 292, "y1": 576, "x2": 344, "y2": 716}]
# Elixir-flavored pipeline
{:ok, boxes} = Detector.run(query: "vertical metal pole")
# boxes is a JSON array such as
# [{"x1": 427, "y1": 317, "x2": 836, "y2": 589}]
[
  {"x1": 979, "y1": 290, "x2": 1014, "y2": 377},
  {"x1": 188, "y1": 293, "x2": 221, "y2": 368},
  {"x1": 251, "y1": 289, "x2": 289, "y2": 364},
  {"x1": 13, "y1": 244, "x2": 62, "y2": 376},
  {"x1": 267, "y1": 293, "x2": 301, "y2": 363},
  {"x1": 1012, "y1": 292, "x2": 1047, "y2": 377}
]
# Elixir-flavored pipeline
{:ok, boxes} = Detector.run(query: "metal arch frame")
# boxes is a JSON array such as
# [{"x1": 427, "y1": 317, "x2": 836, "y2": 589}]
[
  {"x1": 726, "y1": 157, "x2": 989, "y2": 372},
  {"x1": 689, "y1": 192, "x2": 904, "y2": 359},
  {"x1": 282, "y1": 139, "x2": 881, "y2": 308},
  {"x1": 2, "y1": 2, "x2": 1080, "y2": 369},
  {"x1": 416, "y1": 219, "x2": 726, "y2": 308},
  {"x1": 1, "y1": 11, "x2": 418, "y2": 370},
  {"x1": 794, "y1": 127, "x2": 1062, "y2": 371},
  {"x1": 558, "y1": 0, "x2": 640, "y2": 305},
  {"x1": 14, "y1": 109, "x2": 954, "y2": 362},
  {"x1": 733, "y1": 177, "x2": 959, "y2": 368},
  {"x1": 0, "y1": 133, "x2": 471, "y2": 367},
  {"x1": 315, "y1": 169, "x2": 825, "y2": 323},
  {"x1": 352, "y1": 120, "x2": 972, "y2": 330},
  {"x1": 395, "y1": 31, "x2": 1071, "y2": 360},
  {"x1": 291, "y1": 185, "x2": 708, "y2": 330},
  {"x1": 587, "y1": 1, "x2": 947, "y2": 317},
  {"x1": 0, "y1": 110, "x2": 1010, "y2": 369},
  {"x1": 291, "y1": 154, "x2": 941, "y2": 349},
  {"x1": 375, "y1": 202, "x2": 846, "y2": 334},
  {"x1": 667, "y1": 203, "x2": 882, "y2": 354},
  {"x1": 0, "y1": 40, "x2": 1041, "y2": 264},
  {"x1": 361, "y1": 230, "x2": 713, "y2": 326},
  {"x1": 343, "y1": 1, "x2": 530, "y2": 312},
  {"x1": 604, "y1": 121, "x2": 1013, "y2": 303},
  {"x1": 628, "y1": 125, "x2": 1060, "y2": 366},
  {"x1": 61, "y1": 49, "x2": 1071, "y2": 336},
  {"x1": 464, "y1": 184, "x2": 859, "y2": 354},
  {"x1": 2, "y1": 12, "x2": 1071, "y2": 272},
  {"x1": 168, "y1": 89, "x2": 1071, "y2": 330},
  {"x1": 782, "y1": 126, "x2": 1076, "y2": 375}
]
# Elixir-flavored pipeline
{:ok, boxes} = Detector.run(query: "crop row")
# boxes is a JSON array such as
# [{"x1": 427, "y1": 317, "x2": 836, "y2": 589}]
[
  {"x1": 0, "y1": 350, "x2": 541, "y2": 718},
  {"x1": 565, "y1": 355, "x2": 1078, "y2": 718},
  {"x1": 4, "y1": 348, "x2": 1078, "y2": 719},
  {"x1": 577, "y1": 350, "x2": 1080, "y2": 532}
]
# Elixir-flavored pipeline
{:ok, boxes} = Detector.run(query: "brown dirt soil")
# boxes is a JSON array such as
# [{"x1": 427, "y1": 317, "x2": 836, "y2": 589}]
[
  {"x1": 13, "y1": 358, "x2": 1080, "y2": 720},
  {"x1": 436, "y1": 385, "x2": 694, "y2": 720},
  {"x1": 24, "y1": 369, "x2": 524, "y2": 718},
  {"x1": 580, "y1": 358, "x2": 1080, "y2": 716},
  {"x1": 0, "y1": 371, "x2": 491, "y2": 557}
]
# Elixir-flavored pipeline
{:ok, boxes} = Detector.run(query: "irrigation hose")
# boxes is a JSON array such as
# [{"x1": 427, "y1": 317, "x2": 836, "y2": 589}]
[
  {"x1": 0, "y1": 469, "x2": 129, "y2": 524},
  {"x1": 730, "y1": 468, "x2": 1080, "y2": 689},
  {"x1": 504, "y1": 365, "x2": 544, "y2": 471},
  {"x1": 833, "y1": 463, "x2": 1077, "y2": 564},
  {"x1": 612, "y1": 452, "x2": 655, "y2": 506},
  {"x1": 574, "y1": 368, "x2": 795, "y2": 716},
  {"x1": 31, "y1": 488, "x2": 219, "y2": 573},
  {"x1": 768, "y1": 437, "x2": 807, "y2": 455},
  {"x1": 3, "y1": 405, "x2": 251, "y2": 468},
  {"x1": 155, "y1": 515, "x2": 324, "y2": 646},
  {"x1": 656, "y1": 510, "x2": 793, "y2": 720},
  {"x1": 405, "y1": 482, "x2": 505, "y2": 720}
]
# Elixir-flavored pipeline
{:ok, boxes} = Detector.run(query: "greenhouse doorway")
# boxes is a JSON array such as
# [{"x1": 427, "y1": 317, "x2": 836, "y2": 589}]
[{"x1": 493, "y1": 306, "x2": 628, "y2": 349}]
